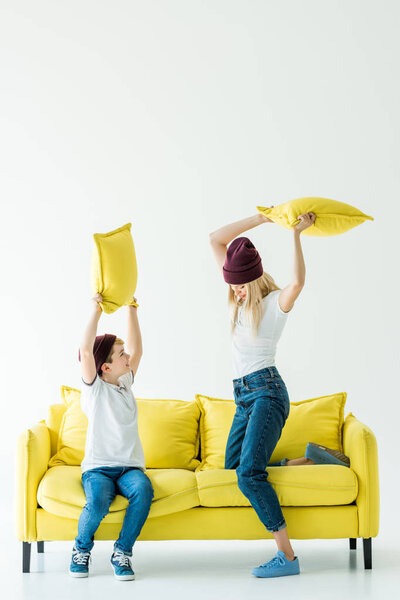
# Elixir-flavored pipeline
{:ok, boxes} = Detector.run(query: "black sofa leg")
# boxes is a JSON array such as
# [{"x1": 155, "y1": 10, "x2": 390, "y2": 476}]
[
  {"x1": 37, "y1": 541, "x2": 44, "y2": 553},
  {"x1": 349, "y1": 538, "x2": 357, "y2": 550},
  {"x1": 22, "y1": 542, "x2": 31, "y2": 573},
  {"x1": 363, "y1": 538, "x2": 372, "y2": 569}
]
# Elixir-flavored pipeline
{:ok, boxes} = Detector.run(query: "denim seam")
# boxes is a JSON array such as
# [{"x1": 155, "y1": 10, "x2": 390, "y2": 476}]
[
  {"x1": 247, "y1": 399, "x2": 275, "y2": 529},
  {"x1": 247, "y1": 476, "x2": 274, "y2": 531},
  {"x1": 245, "y1": 386, "x2": 273, "y2": 393},
  {"x1": 244, "y1": 378, "x2": 276, "y2": 392},
  {"x1": 250, "y1": 396, "x2": 289, "y2": 531},
  {"x1": 113, "y1": 544, "x2": 132, "y2": 557},
  {"x1": 271, "y1": 518, "x2": 287, "y2": 532},
  {"x1": 274, "y1": 383, "x2": 290, "y2": 419}
]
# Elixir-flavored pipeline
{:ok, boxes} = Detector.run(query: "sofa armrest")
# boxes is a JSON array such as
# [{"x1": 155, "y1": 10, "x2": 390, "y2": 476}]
[
  {"x1": 15, "y1": 420, "x2": 51, "y2": 542},
  {"x1": 342, "y1": 412, "x2": 379, "y2": 538}
]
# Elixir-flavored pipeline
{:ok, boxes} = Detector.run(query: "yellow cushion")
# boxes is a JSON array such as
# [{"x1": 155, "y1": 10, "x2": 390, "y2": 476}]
[
  {"x1": 195, "y1": 392, "x2": 346, "y2": 470},
  {"x1": 137, "y1": 398, "x2": 201, "y2": 470},
  {"x1": 48, "y1": 386, "x2": 86, "y2": 467},
  {"x1": 196, "y1": 466, "x2": 357, "y2": 507},
  {"x1": 270, "y1": 392, "x2": 346, "y2": 462},
  {"x1": 37, "y1": 466, "x2": 200, "y2": 521},
  {"x1": 46, "y1": 403, "x2": 67, "y2": 457},
  {"x1": 257, "y1": 197, "x2": 373, "y2": 236},
  {"x1": 91, "y1": 222, "x2": 139, "y2": 314},
  {"x1": 48, "y1": 387, "x2": 201, "y2": 470},
  {"x1": 196, "y1": 396, "x2": 235, "y2": 470}
]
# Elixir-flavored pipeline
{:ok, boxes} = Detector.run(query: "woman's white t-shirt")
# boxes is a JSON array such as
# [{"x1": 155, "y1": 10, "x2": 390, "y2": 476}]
[
  {"x1": 231, "y1": 289, "x2": 290, "y2": 379},
  {"x1": 80, "y1": 370, "x2": 146, "y2": 474}
]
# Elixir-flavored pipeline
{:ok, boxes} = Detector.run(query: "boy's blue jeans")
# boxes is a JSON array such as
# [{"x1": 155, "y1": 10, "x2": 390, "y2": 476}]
[
  {"x1": 225, "y1": 366, "x2": 290, "y2": 533},
  {"x1": 75, "y1": 466, "x2": 154, "y2": 556}
]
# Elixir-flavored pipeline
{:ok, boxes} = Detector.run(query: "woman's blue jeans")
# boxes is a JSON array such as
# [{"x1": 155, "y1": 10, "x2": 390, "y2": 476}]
[
  {"x1": 224, "y1": 366, "x2": 290, "y2": 533},
  {"x1": 75, "y1": 466, "x2": 154, "y2": 556}
]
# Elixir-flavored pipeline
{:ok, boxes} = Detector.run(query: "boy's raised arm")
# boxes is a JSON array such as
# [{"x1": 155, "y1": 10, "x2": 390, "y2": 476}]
[
  {"x1": 80, "y1": 293, "x2": 103, "y2": 385},
  {"x1": 126, "y1": 298, "x2": 142, "y2": 377}
]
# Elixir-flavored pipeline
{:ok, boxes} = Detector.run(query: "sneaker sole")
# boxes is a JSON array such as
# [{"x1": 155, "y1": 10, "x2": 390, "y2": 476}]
[
  {"x1": 113, "y1": 573, "x2": 135, "y2": 581},
  {"x1": 69, "y1": 570, "x2": 89, "y2": 578},
  {"x1": 252, "y1": 569, "x2": 300, "y2": 578},
  {"x1": 308, "y1": 442, "x2": 350, "y2": 466}
]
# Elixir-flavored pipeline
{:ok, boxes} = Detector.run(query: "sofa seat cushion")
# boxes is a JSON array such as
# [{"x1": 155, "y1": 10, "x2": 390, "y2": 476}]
[
  {"x1": 196, "y1": 466, "x2": 358, "y2": 507},
  {"x1": 37, "y1": 466, "x2": 200, "y2": 521}
]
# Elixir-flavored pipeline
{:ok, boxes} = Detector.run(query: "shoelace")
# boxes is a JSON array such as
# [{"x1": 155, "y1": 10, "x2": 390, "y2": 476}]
[
  {"x1": 72, "y1": 549, "x2": 91, "y2": 565},
  {"x1": 112, "y1": 550, "x2": 132, "y2": 568},
  {"x1": 259, "y1": 554, "x2": 286, "y2": 569}
]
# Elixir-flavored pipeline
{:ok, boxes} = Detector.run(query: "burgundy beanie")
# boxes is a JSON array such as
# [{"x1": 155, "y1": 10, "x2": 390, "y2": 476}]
[
  {"x1": 222, "y1": 237, "x2": 263, "y2": 284},
  {"x1": 78, "y1": 334, "x2": 117, "y2": 376}
]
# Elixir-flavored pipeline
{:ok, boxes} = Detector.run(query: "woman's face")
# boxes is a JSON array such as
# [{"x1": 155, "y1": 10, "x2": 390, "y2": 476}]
[{"x1": 230, "y1": 284, "x2": 247, "y2": 300}]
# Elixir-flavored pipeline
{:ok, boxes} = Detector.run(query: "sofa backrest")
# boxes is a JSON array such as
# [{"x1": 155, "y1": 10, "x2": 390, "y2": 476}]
[
  {"x1": 46, "y1": 386, "x2": 347, "y2": 471},
  {"x1": 195, "y1": 392, "x2": 347, "y2": 469},
  {"x1": 47, "y1": 387, "x2": 201, "y2": 471}
]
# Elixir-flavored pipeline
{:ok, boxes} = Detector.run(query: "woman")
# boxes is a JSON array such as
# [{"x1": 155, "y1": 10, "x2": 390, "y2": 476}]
[{"x1": 209, "y1": 208, "x2": 350, "y2": 578}]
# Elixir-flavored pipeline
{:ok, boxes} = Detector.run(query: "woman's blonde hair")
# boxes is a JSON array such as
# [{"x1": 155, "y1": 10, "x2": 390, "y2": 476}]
[{"x1": 228, "y1": 272, "x2": 281, "y2": 338}]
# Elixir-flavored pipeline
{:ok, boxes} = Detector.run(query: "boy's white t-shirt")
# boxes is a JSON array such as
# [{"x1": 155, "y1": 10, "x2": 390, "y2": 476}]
[
  {"x1": 231, "y1": 289, "x2": 290, "y2": 379},
  {"x1": 80, "y1": 370, "x2": 146, "y2": 474}
]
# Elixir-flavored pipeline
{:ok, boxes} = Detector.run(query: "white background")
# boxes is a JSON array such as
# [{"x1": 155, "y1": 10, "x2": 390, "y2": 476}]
[{"x1": 1, "y1": 1, "x2": 399, "y2": 596}]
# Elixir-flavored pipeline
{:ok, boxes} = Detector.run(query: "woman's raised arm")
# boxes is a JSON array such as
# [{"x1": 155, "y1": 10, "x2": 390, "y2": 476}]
[{"x1": 209, "y1": 211, "x2": 272, "y2": 272}]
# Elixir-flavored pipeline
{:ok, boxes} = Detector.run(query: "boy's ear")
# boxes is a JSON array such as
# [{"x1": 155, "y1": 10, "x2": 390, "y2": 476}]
[{"x1": 101, "y1": 362, "x2": 111, "y2": 374}]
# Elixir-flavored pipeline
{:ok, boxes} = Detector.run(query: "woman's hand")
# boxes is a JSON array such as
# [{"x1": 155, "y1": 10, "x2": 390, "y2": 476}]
[
  {"x1": 293, "y1": 212, "x2": 316, "y2": 233},
  {"x1": 91, "y1": 293, "x2": 103, "y2": 313},
  {"x1": 259, "y1": 205, "x2": 275, "y2": 223}
]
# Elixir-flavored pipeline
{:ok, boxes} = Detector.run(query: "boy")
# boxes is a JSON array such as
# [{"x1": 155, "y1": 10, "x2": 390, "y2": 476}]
[{"x1": 69, "y1": 292, "x2": 154, "y2": 580}]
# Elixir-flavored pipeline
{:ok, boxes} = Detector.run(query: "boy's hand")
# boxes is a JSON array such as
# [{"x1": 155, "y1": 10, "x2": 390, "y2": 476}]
[
  {"x1": 127, "y1": 295, "x2": 139, "y2": 309},
  {"x1": 91, "y1": 293, "x2": 103, "y2": 313}
]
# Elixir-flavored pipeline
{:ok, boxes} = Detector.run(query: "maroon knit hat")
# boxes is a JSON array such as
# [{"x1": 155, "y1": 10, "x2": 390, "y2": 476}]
[
  {"x1": 222, "y1": 237, "x2": 263, "y2": 284},
  {"x1": 78, "y1": 334, "x2": 117, "y2": 376}
]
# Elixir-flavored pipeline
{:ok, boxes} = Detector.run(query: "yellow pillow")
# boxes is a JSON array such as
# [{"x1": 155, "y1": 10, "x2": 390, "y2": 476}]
[
  {"x1": 270, "y1": 392, "x2": 346, "y2": 463},
  {"x1": 137, "y1": 398, "x2": 201, "y2": 470},
  {"x1": 257, "y1": 197, "x2": 373, "y2": 236},
  {"x1": 195, "y1": 392, "x2": 346, "y2": 470},
  {"x1": 91, "y1": 222, "x2": 139, "y2": 314},
  {"x1": 48, "y1": 387, "x2": 201, "y2": 470},
  {"x1": 48, "y1": 385, "x2": 87, "y2": 467},
  {"x1": 46, "y1": 403, "x2": 67, "y2": 457},
  {"x1": 195, "y1": 395, "x2": 236, "y2": 470}
]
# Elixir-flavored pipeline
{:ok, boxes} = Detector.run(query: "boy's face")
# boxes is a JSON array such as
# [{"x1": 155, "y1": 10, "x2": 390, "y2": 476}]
[{"x1": 102, "y1": 343, "x2": 131, "y2": 378}]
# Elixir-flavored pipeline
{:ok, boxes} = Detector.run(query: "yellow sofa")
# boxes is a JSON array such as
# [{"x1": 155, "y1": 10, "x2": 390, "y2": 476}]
[{"x1": 15, "y1": 390, "x2": 379, "y2": 573}]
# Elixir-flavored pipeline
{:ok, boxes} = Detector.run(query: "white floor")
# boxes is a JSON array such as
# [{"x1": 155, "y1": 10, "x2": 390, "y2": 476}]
[{"x1": 2, "y1": 533, "x2": 399, "y2": 600}]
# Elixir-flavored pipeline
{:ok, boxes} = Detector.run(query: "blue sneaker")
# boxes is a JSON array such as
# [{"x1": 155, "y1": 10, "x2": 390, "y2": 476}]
[
  {"x1": 69, "y1": 546, "x2": 91, "y2": 577},
  {"x1": 110, "y1": 550, "x2": 135, "y2": 581},
  {"x1": 305, "y1": 442, "x2": 350, "y2": 467},
  {"x1": 252, "y1": 550, "x2": 300, "y2": 578}
]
